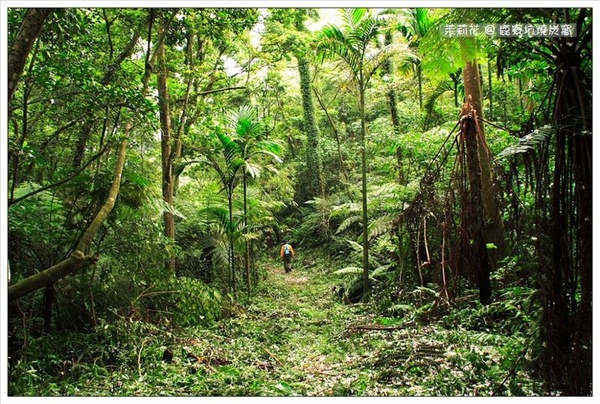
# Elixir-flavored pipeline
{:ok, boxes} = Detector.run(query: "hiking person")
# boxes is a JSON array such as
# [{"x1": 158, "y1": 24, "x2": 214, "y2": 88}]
[{"x1": 280, "y1": 240, "x2": 295, "y2": 273}]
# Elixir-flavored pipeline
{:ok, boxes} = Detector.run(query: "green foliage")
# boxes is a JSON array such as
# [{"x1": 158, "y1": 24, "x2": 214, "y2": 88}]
[
  {"x1": 291, "y1": 197, "x2": 335, "y2": 249},
  {"x1": 153, "y1": 276, "x2": 223, "y2": 327},
  {"x1": 8, "y1": 183, "x2": 73, "y2": 280},
  {"x1": 333, "y1": 266, "x2": 362, "y2": 275},
  {"x1": 9, "y1": 250, "x2": 546, "y2": 396},
  {"x1": 496, "y1": 125, "x2": 554, "y2": 160},
  {"x1": 9, "y1": 318, "x2": 174, "y2": 396},
  {"x1": 8, "y1": 5, "x2": 586, "y2": 397}
]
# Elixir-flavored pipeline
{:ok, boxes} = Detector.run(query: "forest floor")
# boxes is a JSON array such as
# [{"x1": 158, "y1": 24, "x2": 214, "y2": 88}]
[{"x1": 12, "y1": 256, "x2": 542, "y2": 397}]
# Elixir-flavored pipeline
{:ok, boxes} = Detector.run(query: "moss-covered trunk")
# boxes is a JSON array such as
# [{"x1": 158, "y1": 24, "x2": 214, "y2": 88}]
[{"x1": 297, "y1": 56, "x2": 324, "y2": 202}]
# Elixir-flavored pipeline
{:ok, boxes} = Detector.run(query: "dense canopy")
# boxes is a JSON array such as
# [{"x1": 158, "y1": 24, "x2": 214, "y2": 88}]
[{"x1": 4, "y1": 6, "x2": 592, "y2": 397}]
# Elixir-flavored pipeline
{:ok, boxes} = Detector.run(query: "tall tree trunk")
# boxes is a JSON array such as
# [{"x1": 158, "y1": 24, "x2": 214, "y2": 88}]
[
  {"x1": 460, "y1": 100, "x2": 492, "y2": 304},
  {"x1": 450, "y1": 68, "x2": 461, "y2": 108},
  {"x1": 243, "y1": 174, "x2": 251, "y2": 295},
  {"x1": 297, "y1": 56, "x2": 324, "y2": 201},
  {"x1": 487, "y1": 58, "x2": 493, "y2": 121},
  {"x1": 462, "y1": 58, "x2": 506, "y2": 264},
  {"x1": 157, "y1": 27, "x2": 176, "y2": 272},
  {"x1": 359, "y1": 75, "x2": 370, "y2": 298},
  {"x1": 8, "y1": 8, "x2": 54, "y2": 106},
  {"x1": 228, "y1": 186, "x2": 236, "y2": 294},
  {"x1": 172, "y1": 30, "x2": 194, "y2": 196}
]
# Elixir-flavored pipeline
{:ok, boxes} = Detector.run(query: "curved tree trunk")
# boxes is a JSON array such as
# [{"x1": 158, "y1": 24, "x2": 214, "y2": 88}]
[
  {"x1": 312, "y1": 88, "x2": 353, "y2": 201},
  {"x1": 9, "y1": 11, "x2": 156, "y2": 302},
  {"x1": 8, "y1": 128, "x2": 130, "y2": 302}
]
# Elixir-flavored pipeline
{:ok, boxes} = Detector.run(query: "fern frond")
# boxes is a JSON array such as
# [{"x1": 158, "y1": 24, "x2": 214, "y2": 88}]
[
  {"x1": 497, "y1": 125, "x2": 554, "y2": 160},
  {"x1": 345, "y1": 239, "x2": 364, "y2": 253},
  {"x1": 336, "y1": 215, "x2": 361, "y2": 234},
  {"x1": 387, "y1": 304, "x2": 416, "y2": 317},
  {"x1": 331, "y1": 202, "x2": 361, "y2": 217},
  {"x1": 367, "y1": 214, "x2": 395, "y2": 240},
  {"x1": 371, "y1": 264, "x2": 392, "y2": 278},
  {"x1": 146, "y1": 196, "x2": 186, "y2": 219},
  {"x1": 371, "y1": 182, "x2": 400, "y2": 198},
  {"x1": 334, "y1": 266, "x2": 363, "y2": 275}
]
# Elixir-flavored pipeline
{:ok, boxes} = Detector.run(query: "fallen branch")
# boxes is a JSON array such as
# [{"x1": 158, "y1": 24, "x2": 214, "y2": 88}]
[
  {"x1": 138, "y1": 338, "x2": 148, "y2": 378},
  {"x1": 262, "y1": 347, "x2": 283, "y2": 366}
]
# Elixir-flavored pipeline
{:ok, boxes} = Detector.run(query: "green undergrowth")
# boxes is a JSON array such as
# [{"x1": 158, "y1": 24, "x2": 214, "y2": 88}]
[{"x1": 9, "y1": 253, "x2": 543, "y2": 396}]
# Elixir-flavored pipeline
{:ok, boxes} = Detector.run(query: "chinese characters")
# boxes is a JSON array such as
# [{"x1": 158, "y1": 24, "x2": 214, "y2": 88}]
[{"x1": 441, "y1": 23, "x2": 576, "y2": 37}]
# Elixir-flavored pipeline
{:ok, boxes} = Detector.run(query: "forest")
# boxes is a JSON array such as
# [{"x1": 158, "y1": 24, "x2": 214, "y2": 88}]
[{"x1": 4, "y1": 6, "x2": 593, "y2": 397}]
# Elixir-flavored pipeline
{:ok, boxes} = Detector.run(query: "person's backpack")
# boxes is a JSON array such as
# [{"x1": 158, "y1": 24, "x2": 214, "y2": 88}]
[{"x1": 283, "y1": 244, "x2": 291, "y2": 257}]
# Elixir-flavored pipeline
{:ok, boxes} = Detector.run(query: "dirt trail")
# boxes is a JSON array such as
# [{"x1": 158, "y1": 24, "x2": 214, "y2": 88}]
[
  {"x1": 236, "y1": 262, "x2": 400, "y2": 396},
  {"x1": 188, "y1": 262, "x2": 532, "y2": 396}
]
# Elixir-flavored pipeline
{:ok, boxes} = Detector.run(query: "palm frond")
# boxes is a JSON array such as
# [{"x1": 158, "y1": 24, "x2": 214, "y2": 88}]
[
  {"x1": 341, "y1": 8, "x2": 365, "y2": 31},
  {"x1": 145, "y1": 196, "x2": 186, "y2": 219},
  {"x1": 247, "y1": 148, "x2": 283, "y2": 164},
  {"x1": 424, "y1": 80, "x2": 453, "y2": 114},
  {"x1": 243, "y1": 162, "x2": 261, "y2": 179},
  {"x1": 216, "y1": 132, "x2": 242, "y2": 164},
  {"x1": 226, "y1": 105, "x2": 257, "y2": 134},
  {"x1": 415, "y1": 8, "x2": 431, "y2": 35},
  {"x1": 368, "y1": 42, "x2": 412, "y2": 83},
  {"x1": 315, "y1": 24, "x2": 360, "y2": 72},
  {"x1": 199, "y1": 206, "x2": 230, "y2": 229},
  {"x1": 196, "y1": 231, "x2": 229, "y2": 270}
]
